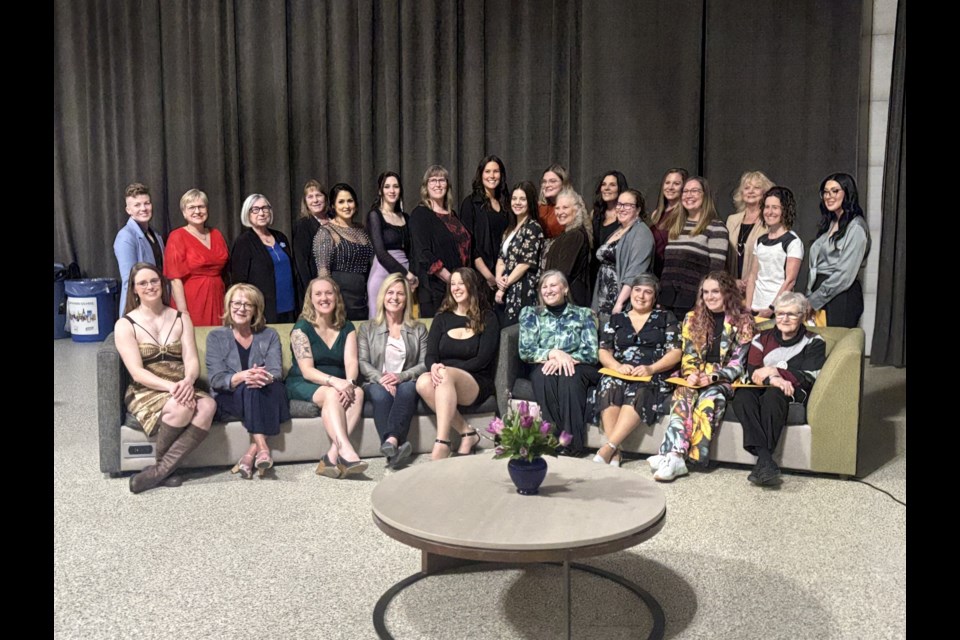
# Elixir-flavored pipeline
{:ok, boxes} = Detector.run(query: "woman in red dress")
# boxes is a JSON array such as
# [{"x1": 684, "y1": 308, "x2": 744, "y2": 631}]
[{"x1": 164, "y1": 188, "x2": 229, "y2": 326}]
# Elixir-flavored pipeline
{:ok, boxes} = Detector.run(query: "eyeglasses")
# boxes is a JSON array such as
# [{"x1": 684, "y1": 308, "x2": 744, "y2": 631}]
[
  {"x1": 427, "y1": 178, "x2": 447, "y2": 185},
  {"x1": 185, "y1": 204, "x2": 207, "y2": 212},
  {"x1": 251, "y1": 205, "x2": 273, "y2": 214},
  {"x1": 615, "y1": 202, "x2": 637, "y2": 210},
  {"x1": 774, "y1": 311, "x2": 801, "y2": 320},
  {"x1": 681, "y1": 188, "x2": 703, "y2": 195},
  {"x1": 135, "y1": 278, "x2": 161, "y2": 288},
  {"x1": 230, "y1": 301, "x2": 255, "y2": 310},
  {"x1": 820, "y1": 188, "x2": 842, "y2": 199}
]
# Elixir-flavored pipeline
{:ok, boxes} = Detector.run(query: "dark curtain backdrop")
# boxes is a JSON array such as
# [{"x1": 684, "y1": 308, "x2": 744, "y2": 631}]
[
  {"x1": 54, "y1": 0, "x2": 863, "y2": 286},
  {"x1": 870, "y1": 0, "x2": 905, "y2": 367}
]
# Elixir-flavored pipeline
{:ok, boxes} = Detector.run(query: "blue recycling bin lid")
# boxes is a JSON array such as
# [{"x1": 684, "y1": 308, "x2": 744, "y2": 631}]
[{"x1": 65, "y1": 278, "x2": 119, "y2": 296}]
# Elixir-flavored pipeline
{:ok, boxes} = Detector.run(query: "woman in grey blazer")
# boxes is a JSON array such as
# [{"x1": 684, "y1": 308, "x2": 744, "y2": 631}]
[
  {"x1": 205, "y1": 283, "x2": 290, "y2": 478},
  {"x1": 357, "y1": 273, "x2": 428, "y2": 467}
]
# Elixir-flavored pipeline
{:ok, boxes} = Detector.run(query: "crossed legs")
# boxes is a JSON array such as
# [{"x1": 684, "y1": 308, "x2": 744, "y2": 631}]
[{"x1": 416, "y1": 367, "x2": 480, "y2": 460}]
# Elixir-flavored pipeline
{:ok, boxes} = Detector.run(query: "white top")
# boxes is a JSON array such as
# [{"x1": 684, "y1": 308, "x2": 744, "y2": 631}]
[
  {"x1": 383, "y1": 336, "x2": 406, "y2": 373},
  {"x1": 753, "y1": 230, "x2": 804, "y2": 310}
]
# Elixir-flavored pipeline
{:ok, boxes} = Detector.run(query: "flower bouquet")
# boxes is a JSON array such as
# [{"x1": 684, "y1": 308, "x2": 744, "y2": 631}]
[{"x1": 487, "y1": 400, "x2": 572, "y2": 495}]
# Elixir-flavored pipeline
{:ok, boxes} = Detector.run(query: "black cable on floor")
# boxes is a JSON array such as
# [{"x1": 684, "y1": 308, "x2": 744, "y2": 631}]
[{"x1": 851, "y1": 478, "x2": 906, "y2": 506}]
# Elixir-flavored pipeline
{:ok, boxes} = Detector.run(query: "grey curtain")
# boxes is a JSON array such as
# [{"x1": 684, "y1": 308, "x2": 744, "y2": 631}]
[
  {"x1": 54, "y1": 0, "x2": 862, "y2": 288},
  {"x1": 870, "y1": 0, "x2": 905, "y2": 367}
]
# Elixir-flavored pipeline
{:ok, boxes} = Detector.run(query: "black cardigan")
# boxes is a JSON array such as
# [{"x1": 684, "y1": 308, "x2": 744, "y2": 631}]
[
  {"x1": 230, "y1": 228, "x2": 295, "y2": 323},
  {"x1": 543, "y1": 225, "x2": 591, "y2": 307},
  {"x1": 292, "y1": 215, "x2": 322, "y2": 303}
]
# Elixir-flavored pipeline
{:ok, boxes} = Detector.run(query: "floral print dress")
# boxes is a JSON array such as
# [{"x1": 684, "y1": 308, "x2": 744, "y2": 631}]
[
  {"x1": 593, "y1": 237, "x2": 620, "y2": 316},
  {"x1": 500, "y1": 217, "x2": 544, "y2": 324}
]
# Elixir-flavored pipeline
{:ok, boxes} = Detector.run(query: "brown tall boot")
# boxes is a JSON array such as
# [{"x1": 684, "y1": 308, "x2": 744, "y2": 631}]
[
  {"x1": 154, "y1": 422, "x2": 184, "y2": 488},
  {"x1": 130, "y1": 425, "x2": 209, "y2": 494}
]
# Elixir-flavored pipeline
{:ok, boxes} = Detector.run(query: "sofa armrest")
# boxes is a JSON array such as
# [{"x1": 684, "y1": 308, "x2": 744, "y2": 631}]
[
  {"x1": 97, "y1": 333, "x2": 126, "y2": 475},
  {"x1": 806, "y1": 328, "x2": 865, "y2": 475},
  {"x1": 495, "y1": 325, "x2": 520, "y2": 417}
]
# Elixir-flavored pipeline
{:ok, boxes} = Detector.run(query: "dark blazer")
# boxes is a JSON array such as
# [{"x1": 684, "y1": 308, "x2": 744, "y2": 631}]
[
  {"x1": 543, "y1": 225, "x2": 592, "y2": 307},
  {"x1": 204, "y1": 326, "x2": 284, "y2": 396},
  {"x1": 292, "y1": 215, "x2": 322, "y2": 303},
  {"x1": 230, "y1": 228, "x2": 295, "y2": 323},
  {"x1": 356, "y1": 320, "x2": 429, "y2": 384}
]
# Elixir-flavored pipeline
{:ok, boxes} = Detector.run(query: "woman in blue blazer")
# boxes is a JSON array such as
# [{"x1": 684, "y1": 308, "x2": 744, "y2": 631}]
[{"x1": 113, "y1": 182, "x2": 166, "y2": 303}]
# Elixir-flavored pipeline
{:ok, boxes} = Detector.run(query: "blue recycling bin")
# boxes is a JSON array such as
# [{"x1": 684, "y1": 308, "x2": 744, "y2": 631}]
[
  {"x1": 64, "y1": 278, "x2": 119, "y2": 342},
  {"x1": 54, "y1": 264, "x2": 70, "y2": 339}
]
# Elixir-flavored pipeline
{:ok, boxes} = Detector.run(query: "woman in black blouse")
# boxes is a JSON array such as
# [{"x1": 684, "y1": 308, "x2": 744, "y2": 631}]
[
  {"x1": 591, "y1": 170, "x2": 629, "y2": 253},
  {"x1": 541, "y1": 188, "x2": 593, "y2": 307},
  {"x1": 409, "y1": 165, "x2": 473, "y2": 317},
  {"x1": 292, "y1": 179, "x2": 328, "y2": 302},
  {"x1": 365, "y1": 171, "x2": 417, "y2": 318},
  {"x1": 416, "y1": 268, "x2": 500, "y2": 460},
  {"x1": 230, "y1": 193, "x2": 297, "y2": 323},
  {"x1": 312, "y1": 183, "x2": 374, "y2": 321},
  {"x1": 460, "y1": 155, "x2": 510, "y2": 295}
]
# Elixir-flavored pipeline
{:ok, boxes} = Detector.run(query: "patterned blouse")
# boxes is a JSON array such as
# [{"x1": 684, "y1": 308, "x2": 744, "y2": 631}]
[
  {"x1": 499, "y1": 217, "x2": 544, "y2": 323},
  {"x1": 518, "y1": 304, "x2": 598, "y2": 364},
  {"x1": 678, "y1": 310, "x2": 754, "y2": 387}
]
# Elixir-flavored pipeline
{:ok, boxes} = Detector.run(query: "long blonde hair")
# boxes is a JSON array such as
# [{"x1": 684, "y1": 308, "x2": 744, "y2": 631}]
[
  {"x1": 732, "y1": 170, "x2": 774, "y2": 215},
  {"x1": 668, "y1": 176, "x2": 719, "y2": 240},
  {"x1": 373, "y1": 273, "x2": 416, "y2": 327},
  {"x1": 300, "y1": 276, "x2": 347, "y2": 330}
]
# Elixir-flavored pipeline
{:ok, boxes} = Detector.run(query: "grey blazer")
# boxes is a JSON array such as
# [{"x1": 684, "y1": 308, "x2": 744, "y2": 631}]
[
  {"x1": 205, "y1": 326, "x2": 284, "y2": 396},
  {"x1": 357, "y1": 320, "x2": 429, "y2": 385}
]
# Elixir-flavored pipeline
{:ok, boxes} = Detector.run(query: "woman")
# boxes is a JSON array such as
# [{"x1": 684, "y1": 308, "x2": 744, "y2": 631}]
[
  {"x1": 416, "y1": 268, "x2": 500, "y2": 460},
  {"x1": 807, "y1": 172, "x2": 871, "y2": 328},
  {"x1": 408, "y1": 165, "x2": 473, "y2": 317},
  {"x1": 312, "y1": 183, "x2": 374, "y2": 321},
  {"x1": 725, "y1": 171, "x2": 775, "y2": 287},
  {"x1": 460, "y1": 155, "x2": 510, "y2": 293},
  {"x1": 732, "y1": 292, "x2": 826, "y2": 485},
  {"x1": 114, "y1": 263, "x2": 216, "y2": 493},
  {"x1": 366, "y1": 171, "x2": 418, "y2": 319},
  {"x1": 114, "y1": 182, "x2": 165, "y2": 305},
  {"x1": 594, "y1": 274, "x2": 681, "y2": 466},
  {"x1": 518, "y1": 270, "x2": 599, "y2": 456},
  {"x1": 648, "y1": 168, "x2": 689, "y2": 278},
  {"x1": 537, "y1": 163, "x2": 573, "y2": 240},
  {"x1": 591, "y1": 170, "x2": 629, "y2": 251},
  {"x1": 745, "y1": 186, "x2": 804, "y2": 318},
  {"x1": 650, "y1": 271, "x2": 755, "y2": 481},
  {"x1": 592, "y1": 188, "x2": 655, "y2": 322},
  {"x1": 206, "y1": 284, "x2": 289, "y2": 479},
  {"x1": 358, "y1": 274, "x2": 428, "y2": 468},
  {"x1": 293, "y1": 180, "x2": 329, "y2": 302},
  {"x1": 541, "y1": 188, "x2": 593, "y2": 307},
  {"x1": 286, "y1": 277, "x2": 368, "y2": 478},
  {"x1": 658, "y1": 176, "x2": 729, "y2": 317},
  {"x1": 494, "y1": 181, "x2": 544, "y2": 326},
  {"x1": 230, "y1": 194, "x2": 297, "y2": 323},
  {"x1": 163, "y1": 188, "x2": 229, "y2": 326}
]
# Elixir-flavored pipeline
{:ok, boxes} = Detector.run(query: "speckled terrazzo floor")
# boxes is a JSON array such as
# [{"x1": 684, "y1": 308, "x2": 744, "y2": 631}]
[{"x1": 54, "y1": 339, "x2": 906, "y2": 639}]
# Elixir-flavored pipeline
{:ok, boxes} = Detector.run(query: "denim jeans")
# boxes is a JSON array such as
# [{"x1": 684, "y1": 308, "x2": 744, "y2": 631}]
[{"x1": 366, "y1": 380, "x2": 419, "y2": 443}]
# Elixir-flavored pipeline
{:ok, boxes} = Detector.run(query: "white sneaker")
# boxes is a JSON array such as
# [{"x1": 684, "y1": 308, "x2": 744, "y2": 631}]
[
  {"x1": 647, "y1": 454, "x2": 665, "y2": 471},
  {"x1": 653, "y1": 455, "x2": 689, "y2": 482}
]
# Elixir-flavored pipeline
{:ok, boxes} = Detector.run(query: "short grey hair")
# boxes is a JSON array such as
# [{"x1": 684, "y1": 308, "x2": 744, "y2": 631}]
[
  {"x1": 773, "y1": 291, "x2": 811, "y2": 317},
  {"x1": 240, "y1": 193, "x2": 272, "y2": 227},
  {"x1": 536, "y1": 269, "x2": 572, "y2": 307},
  {"x1": 628, "y1": 273, "x2": 660, "y2": 297}
]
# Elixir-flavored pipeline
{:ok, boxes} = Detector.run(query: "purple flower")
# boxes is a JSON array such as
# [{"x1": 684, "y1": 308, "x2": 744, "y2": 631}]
[
  {"x1": 517, "y1": 400, "x2": 529, "y2": 416},
  {"x1": 558, "y1": 431, "x2": 573, "y2": 447},
  {"x1": 487, "y1": 417, "x2": 504, "y2": 435},
  {"x1": 539, "y1": 422, "x2": 551, "y2": 435},
  {"x1": 529, "y1": 403, "x2": 540, "y2": 418},
  {"x1": 520, "y1": 415, "x2": 534, "y2": 429},
  {"x1": 494, "y1": 446, "x2": 505, "y2": 456},
  {"x1": 519, "y1": 447, "x2": 528, "y2": 457}
]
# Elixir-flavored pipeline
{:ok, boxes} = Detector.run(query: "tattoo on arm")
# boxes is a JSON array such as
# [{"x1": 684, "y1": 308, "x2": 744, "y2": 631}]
[{"x1": 291, "y1": 329, "x2": 313, "y2": 361}]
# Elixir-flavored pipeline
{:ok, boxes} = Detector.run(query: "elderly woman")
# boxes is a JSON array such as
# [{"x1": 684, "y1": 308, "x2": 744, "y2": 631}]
[
  {"x1": 358, "y1": 274, "x2": 428, "y2": 468},
  {"x1": 725, "y1": 170, "x2": 775, "y2": 287},
  {"x1": 206, "y1": 284, "x2": 289, "y2": 479},
  {"x1": 365, "y1": 171, "x2": 417, "y2": 319},
  {"x1": 807, "y1": 172, "x2": 872, "y2": 328},
  {"x1": 648, "y1": 168, "x2": 689, "y2": 278},
  {"x1": 494, "y1": 180, "x2": 544, "y2": 325},
  {"x1": 733, "y1": 292, "x2": 826, "y2": 485},
  {"x1": 287, "y1": 277, "x2": 367, "y2": 478},
  {"x1": 416, "y1": 268, "x2": 500, "y2": 460},
  {"x1": 519, "y1": 270, "x2": 599, "y2": 456},
  {"x1": 651, "y1": 271, "x2": 755, "y2": 481},
  {"x1": 313, "y1": 183, "x2": 374, "y2": 321},
  {"x1": 593, "y1": 274, "x2": 681, "y2": 466},
  {"x1": 113, "y1": 182, "x2": 165, "y2": 305},
  {"x1": 460, "y1": 155, "x2": 510, "y2": 293},
  {"x1": 745, "y1": 186, "x2": 804, "y2": 318},
  {"x1": 230, "y1": 193, "x2": 297, "y2": 323},
  {"x1": 592, "y1": 188, "x2": 655, "y2": 323},
  {"x1": 114, "y1": 263, "x2": 216, "y2": 493},
  {"x1": 541, "y1": 188, "x2": 593, "y2": 307},
  {"x1": 163, "y1": 188, "x2": 229, "y2": 326},
  {"x1": 293, "y1": 179, "x2": 328, "y2": 301},
  {"x1": 537, "y1": 163, "x2": 573, "y2": 240},
  {"x1": 409, "y1": 165, "x2": 473, "y2": 317},
  {"x1": 658, "y1": 176, "x2": 729, "y2": 318}
]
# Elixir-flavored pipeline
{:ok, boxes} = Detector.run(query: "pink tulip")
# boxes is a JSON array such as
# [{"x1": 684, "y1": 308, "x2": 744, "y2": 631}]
[
  {"x1": 520, "y1": 415, "x2": 534, "y2": 429},
  {"x1": 539, "y1": 422, "x2": 550, "y2": 435},
  {"x1": 558, "y1": 431, "x2": 573, "y2": 447},
  {"x1": 517, "y1": 400, "x2": 529, "y2": 416},
  {"x1": 487, "y1": 417, "x2": 504, "y2": 435},
  {"x1": 529, "y1": 403, "x2": 540, "y2": 418}
]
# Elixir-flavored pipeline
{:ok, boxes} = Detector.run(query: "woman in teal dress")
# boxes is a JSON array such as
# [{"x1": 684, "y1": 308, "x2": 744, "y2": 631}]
[{"x1": 287, "y1": 276, "x2": 367, "y2": 478}]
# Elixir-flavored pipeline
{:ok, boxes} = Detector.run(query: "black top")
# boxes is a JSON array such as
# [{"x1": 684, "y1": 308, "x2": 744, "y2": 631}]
[
  {"x1": 145, "y1": 227, "x2": 164, "y2": 270},
  {"x1": 543, "y1": 226, "x2": 591, "y2": 308},
  {"x1": 292, "y1": 215, "x2": 322, "y2": 302},
  {"x1": 230, "y1": 228, "x2": 295, "y2": 323},
  {"x1": 425, "y1": 310, "x2": 500, "y2": 380},
  {"x1": 592, "y1": 214, "x2": 620, "y2": 250},
  {"x1": 460, "y1": 194, "x2": 509, "y2": 275},
  {"x1": 409, "y1": 205, "x2": 473, "y2": 315},
  {"x1": 705, "y1": 311, "x2": 725, "y2": 363},
  {"x1": 366, "y1": 208, "x2": 411, "y2": 275},
  {"x1": 237, "y1": 340, "x2": 251, "y2": 371}
]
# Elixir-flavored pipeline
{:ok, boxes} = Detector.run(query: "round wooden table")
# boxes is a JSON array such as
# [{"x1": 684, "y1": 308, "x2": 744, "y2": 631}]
[{"x1": 371, "y1": 453, "x2": 667, "y2": 639}]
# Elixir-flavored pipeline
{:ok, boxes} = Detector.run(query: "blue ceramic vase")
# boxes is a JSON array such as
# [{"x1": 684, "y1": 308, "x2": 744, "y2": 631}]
[{"x1": 507, "y1": 457, "x2": 548, "y2": 495}]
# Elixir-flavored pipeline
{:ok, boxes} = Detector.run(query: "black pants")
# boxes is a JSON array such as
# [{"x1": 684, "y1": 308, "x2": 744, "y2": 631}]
[
  {"x1": 732, "y1": 387, "x2": 792, "y2": 456},
  {"x1": 530, "y1": 363, "x2": 600, "y2": 453},
  {"x1": 813, "y1": 275, "x2": 864, "y2": 328},
  {"x1": 214, "y1": 381, "x2": 290, "y2": 436}
]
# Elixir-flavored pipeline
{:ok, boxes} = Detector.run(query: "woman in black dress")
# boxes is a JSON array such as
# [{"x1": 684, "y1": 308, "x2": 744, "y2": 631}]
[
  {"x1": 312, "y1": 183, "x2": 374, "y2": 321},
  {"x1": 292, "y1": 179, "x2": 328, "y2": 302},
  {"x1": 365, "y1": 171, "x2": 417, "y2": 318},
  {"x1": 460, "y1": 155, "x2": 510, "y2": 295},
  {"x1": 416, "y1": 268, "x2": 500, "y2": 460}
]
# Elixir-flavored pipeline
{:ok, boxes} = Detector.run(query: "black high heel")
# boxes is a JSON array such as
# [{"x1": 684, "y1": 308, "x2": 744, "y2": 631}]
[{"x1": 459, "y1": 430, "x2": 481, "y2": 455}]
